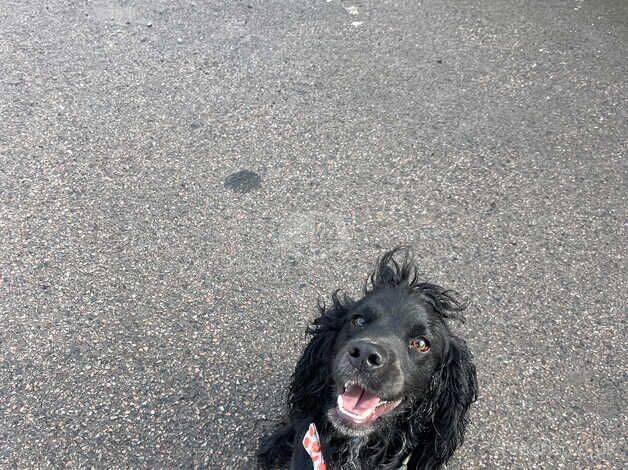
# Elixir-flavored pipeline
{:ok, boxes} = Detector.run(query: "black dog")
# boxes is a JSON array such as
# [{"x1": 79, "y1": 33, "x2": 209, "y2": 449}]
[{"x1": 258, "y1": 248, "x2": 477, "y2": 469}]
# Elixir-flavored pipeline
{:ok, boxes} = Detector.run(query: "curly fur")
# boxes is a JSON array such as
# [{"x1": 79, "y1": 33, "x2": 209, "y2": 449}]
[{"x1": 258, "y1": 248, "x2": 478, "y2": 469}]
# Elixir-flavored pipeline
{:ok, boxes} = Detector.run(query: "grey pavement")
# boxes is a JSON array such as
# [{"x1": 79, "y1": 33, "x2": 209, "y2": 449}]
[{"x1": 1, "y1": 0, "x2": 626, "y2": 468}]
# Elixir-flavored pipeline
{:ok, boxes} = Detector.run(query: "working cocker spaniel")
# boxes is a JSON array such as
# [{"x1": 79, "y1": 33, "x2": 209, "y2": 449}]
[{"x1": 258, "y1": 248, "x2": 478, "y2": 469}]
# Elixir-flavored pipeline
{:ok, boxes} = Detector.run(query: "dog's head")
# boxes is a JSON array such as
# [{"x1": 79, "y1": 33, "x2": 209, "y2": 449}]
[{"x1": 289, "y1": 248, "x2": 477, "y2": 465}]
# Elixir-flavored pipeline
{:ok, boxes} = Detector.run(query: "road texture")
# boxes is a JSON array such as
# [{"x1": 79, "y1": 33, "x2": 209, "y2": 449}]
[{"x1": 1, "y1": 0, "x2": 626, "y2": 468}]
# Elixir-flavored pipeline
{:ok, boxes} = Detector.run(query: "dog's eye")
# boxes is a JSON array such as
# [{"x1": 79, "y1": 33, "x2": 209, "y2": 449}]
[
  {"x1": 351, "y1": 316, "x2": 367, "y2": 328},
  {"x1": 410, "y1": 337, "x2": 431, "y2": 352}
]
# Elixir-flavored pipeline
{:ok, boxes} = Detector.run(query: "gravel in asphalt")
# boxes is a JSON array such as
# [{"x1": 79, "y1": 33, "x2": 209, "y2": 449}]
[{"x1": 1, "y1": 0, "x2": 626, "y2": 468}]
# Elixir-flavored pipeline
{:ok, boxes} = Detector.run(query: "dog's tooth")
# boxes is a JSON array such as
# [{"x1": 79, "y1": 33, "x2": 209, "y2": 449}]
[{"x1": 337, "y1": 395, "x2": 344, "y2": 409}]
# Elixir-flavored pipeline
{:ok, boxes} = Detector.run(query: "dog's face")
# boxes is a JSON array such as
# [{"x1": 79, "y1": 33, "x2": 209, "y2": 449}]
[{"x1": 328, "y1": 286, "x2": 448, "y2": 436}]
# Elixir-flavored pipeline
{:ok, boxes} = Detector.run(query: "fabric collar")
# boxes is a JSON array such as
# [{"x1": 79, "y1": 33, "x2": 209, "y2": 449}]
[{"x1": 303, "y1": 423, "x2": 326, "y2": 470}]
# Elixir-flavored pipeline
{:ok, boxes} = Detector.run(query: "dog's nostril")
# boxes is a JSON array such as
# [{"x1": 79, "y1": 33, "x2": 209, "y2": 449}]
[
  {"x1": 349, "y1": 347, "x2": 361, "y2": 358},
  {"x1": 367, "y1": 352, "x2": 382, "y2": 367}
]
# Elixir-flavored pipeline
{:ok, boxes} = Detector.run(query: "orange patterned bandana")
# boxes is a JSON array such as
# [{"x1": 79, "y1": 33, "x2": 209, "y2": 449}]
[{"x1": 302, "y1": 423, "x2": 326, "y2": 470}]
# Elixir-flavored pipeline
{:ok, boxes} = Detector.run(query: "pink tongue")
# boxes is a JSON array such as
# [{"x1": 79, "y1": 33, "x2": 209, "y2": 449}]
[{"x1": 341, "y1": 384, "x2": 381, "y2": 413}]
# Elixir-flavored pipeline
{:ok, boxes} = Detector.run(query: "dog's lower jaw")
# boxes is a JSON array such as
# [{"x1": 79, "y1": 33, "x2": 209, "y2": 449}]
[{"x1": 327, "y1": 406, "x2": 376, "y2": 437}]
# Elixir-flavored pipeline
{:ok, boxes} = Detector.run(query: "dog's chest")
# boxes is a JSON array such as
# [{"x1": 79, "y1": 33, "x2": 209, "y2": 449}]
[{"x1": 325, "y1": 436, "x2": 407, "y2": 470}]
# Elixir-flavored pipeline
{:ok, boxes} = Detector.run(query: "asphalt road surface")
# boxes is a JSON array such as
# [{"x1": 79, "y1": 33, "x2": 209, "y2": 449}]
[{"x1": 1, "y1": 0, "x2": 626, "y2": 468}]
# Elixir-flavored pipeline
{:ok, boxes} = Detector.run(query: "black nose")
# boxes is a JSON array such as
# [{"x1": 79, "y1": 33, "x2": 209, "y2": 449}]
[{"x1": 348, "y1": 341, "x2": 387, "y2": 370}]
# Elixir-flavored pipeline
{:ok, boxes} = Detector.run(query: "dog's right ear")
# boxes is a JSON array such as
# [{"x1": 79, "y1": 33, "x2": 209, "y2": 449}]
[{"x1": 287, "y1": 291, "x2": 350, "y2": 419}]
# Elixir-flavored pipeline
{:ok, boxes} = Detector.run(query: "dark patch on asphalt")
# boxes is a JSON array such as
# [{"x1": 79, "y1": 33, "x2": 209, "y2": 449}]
[{"x1": 224, "y1": 170, "x2": 262, "y2": 193}]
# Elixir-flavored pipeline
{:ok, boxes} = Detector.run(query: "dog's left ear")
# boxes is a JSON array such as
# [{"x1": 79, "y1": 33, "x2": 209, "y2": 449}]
[{"x1": 413, "y1": 336, "x2": 477, "y2": 469}]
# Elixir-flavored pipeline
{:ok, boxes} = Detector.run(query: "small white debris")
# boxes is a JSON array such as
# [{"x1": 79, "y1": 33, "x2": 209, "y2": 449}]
[
  {"x1": 351, "y1": 21, "x2": 363, "y2": 27},
  {"x1": 344, "y1": 6, "x2": 359, "y2": 15}
]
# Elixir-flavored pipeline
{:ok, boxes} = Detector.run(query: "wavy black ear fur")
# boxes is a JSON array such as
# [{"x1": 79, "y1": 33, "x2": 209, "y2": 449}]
[
  {"x1": 288, "y1": 291, "x2": 351, "y2": 419},
  {"x1": 409, "y1": 336, "x2": 478, "y2": 470}
]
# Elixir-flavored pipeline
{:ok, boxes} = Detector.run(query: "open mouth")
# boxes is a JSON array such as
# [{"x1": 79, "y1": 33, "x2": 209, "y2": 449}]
[{"x1": 336, "y1": 382, "x2": 402, "y2": 426}]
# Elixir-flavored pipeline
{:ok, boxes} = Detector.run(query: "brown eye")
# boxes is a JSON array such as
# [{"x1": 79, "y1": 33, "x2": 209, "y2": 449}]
[
  {"x1": 410, "y1": 337, "x2": 431, "y2": 352},
  {"x1": 351, "y1": 316, "x2": 366, "y2": 328}
]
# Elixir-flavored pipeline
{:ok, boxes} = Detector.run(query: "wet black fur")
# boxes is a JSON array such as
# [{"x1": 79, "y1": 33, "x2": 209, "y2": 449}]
[{"x1": 258, "y1": 248, "x2": 478, "y2": 469}]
